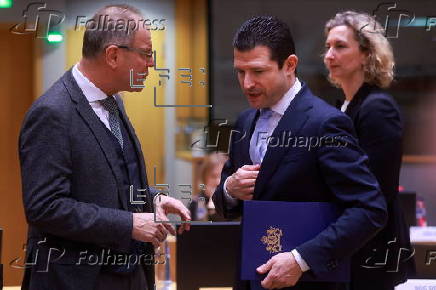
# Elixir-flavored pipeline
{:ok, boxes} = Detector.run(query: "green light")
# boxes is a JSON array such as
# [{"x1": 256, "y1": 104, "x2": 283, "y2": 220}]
[
  {"x1": 47, "y1": 32, "x2": 63, "y2": 43},
  {"x1": 0, "y1": 0, "x2": 12, "y2": 8}
]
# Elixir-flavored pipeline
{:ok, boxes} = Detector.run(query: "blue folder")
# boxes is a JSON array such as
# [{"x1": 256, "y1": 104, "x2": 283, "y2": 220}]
[{"x1": 241, "y1": 200, "x2": 350, "y2": 282}]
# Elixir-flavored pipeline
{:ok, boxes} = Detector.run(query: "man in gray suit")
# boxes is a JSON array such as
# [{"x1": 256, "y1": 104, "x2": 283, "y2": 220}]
[{"x1": 19, "y1": 4, "x2": 190, "y2": 290}]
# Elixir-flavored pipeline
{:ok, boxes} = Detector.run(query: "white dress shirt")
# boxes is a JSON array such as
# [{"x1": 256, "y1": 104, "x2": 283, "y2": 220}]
[
  {"x1": 71, "y1": 63, "x2": 115, "y2": 131},
  {"x1": 224, "y1": 78, "x2": 301, "y2": 194},
  {"x1": 340, "y1": 100, "x2": 350, "y2": 113},
  {"x1": 223, "y1": 78, "x2": 310, "y2": 272},
  {"x1": 258, "y1": 78, "x2": 302, "y2": 136}
]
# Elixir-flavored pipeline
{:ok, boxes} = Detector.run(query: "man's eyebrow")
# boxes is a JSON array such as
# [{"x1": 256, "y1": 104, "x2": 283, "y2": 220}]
[
  {"x1": 234, "y1": 65, "x2": 269, "y2": 70},
  {"x1": 247, "y1": 65, "x2": 269, "y2": 70}
]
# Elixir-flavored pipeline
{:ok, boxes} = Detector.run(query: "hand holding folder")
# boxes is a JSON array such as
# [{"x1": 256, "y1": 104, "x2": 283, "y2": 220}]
[
  {"x1": 241, "y1": 200, "x2": 350, "y2": 284},
  {"x1": 256, "y1": 251, "x2": 303, "y2": 289}
]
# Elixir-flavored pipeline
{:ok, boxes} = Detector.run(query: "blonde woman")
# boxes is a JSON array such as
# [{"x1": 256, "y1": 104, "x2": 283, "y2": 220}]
[{"x1": 324, "y1": 11, "x2": 415, "y2": 290}]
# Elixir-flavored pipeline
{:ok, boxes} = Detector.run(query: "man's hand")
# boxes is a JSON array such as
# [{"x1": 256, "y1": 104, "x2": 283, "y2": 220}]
[
  {"x1": 132, "y1": 213, "x2": 173, "y2": 247},
  {"x1": 154, "y1": 195, "x2": 191, "y2": 234},
  {"x1": 256, "y1": 252, "x2": 303, "y2": 289},
  {"x1": 226, "y1": 164, "x2": 260, "y2": 200}
]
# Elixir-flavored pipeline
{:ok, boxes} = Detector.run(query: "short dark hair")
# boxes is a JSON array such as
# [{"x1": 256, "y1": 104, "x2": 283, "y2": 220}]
[
  {"x1": 233, "y1": 16, "x2": 296, "y2": 69},
  {"x1": 82, "y1": 4, "x2": 142, "y2": 59}
]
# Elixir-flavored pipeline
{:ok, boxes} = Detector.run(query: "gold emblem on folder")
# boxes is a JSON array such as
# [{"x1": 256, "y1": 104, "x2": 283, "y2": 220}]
[{"x1": 261, "y1": 226, "x2": 283, "y2": 254}]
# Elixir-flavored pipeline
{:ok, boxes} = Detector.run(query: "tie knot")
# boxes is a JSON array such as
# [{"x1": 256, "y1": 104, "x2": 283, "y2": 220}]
[
  {"x1": 260, "y1": 108, "x2": 273, "y2": 119},
  {"x1": 100, "y1": 96, "x2": 118, "y2": 113}
]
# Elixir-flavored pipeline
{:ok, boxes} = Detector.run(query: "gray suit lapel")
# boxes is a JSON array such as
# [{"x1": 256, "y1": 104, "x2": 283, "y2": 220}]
[{"x1": 62, "y1": 69, "x2": 129, "y2": 210}]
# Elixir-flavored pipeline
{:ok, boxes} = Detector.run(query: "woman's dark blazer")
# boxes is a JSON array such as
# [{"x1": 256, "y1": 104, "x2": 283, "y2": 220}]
[{"x1": 344, "y1": 83, "x2": 415, "y2": 288}]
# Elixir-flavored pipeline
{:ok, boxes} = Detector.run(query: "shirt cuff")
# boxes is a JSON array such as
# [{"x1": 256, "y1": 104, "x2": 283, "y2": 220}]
[
  {"x1": 291, "y1": 249, "x2": 310, "y2": 272},
  {"x1": 223, "y1": 177, "x2": 238, "y2": 206}
]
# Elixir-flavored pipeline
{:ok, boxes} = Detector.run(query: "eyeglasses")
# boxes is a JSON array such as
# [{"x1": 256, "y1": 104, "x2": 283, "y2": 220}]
[{"x1": 114, "y1": 45, "x2": 153, "y2": 58}]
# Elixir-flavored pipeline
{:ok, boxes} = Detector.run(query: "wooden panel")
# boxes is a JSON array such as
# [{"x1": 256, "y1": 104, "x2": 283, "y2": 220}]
[
  {"x1": 0, "y1": 25, "x2": 35, "y2": 286},
  {"x1": 123, "y1": 30, "x2": 166, "y2": 185},
  {"x1": 175, "y1": 0, "x2": 194, "y2": 118},
  {"x1": 33, "y1": 41, "x2": 43, "y2": 98},
  {"x1": 66, "y1": 29, "x2": 85, "y2": 69},
  {"x1": 175, "y1": 0, "x2": 209, "y2": 120},
  {"x1": 192, "y1": 0, "x2": 209, "y2": 119},
  {"x1": 403, "y1": 155, "x2": 436, "y2": 163}
]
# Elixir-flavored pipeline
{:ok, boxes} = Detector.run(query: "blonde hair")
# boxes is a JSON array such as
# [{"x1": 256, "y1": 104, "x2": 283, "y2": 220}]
[{"x1": 324, "y1": 11, "x2": 395, "y2": 88}]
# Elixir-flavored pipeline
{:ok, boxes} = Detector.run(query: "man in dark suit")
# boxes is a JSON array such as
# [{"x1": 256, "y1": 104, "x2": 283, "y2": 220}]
[
  {"x1": 212, "y1": 16, "x2": 387, "y2": 290},
  {"x1": 19, "y1": 4, "x2": 190, "y2": 290}
]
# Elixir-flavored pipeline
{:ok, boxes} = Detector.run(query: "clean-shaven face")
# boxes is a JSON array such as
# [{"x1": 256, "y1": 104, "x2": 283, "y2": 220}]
[
  {"x1": 119, "y1": 28, "x2": 155, "y2": 92},
  {"x1": 234, "y1": 45, "x2": 291, "y2": 109},
  {"x1": 324, "y1": 25, "x2": 367, "y2": 85}
]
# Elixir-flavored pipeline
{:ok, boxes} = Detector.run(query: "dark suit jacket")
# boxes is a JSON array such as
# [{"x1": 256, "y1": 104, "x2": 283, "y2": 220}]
[
  {"x1": 344, "y1": 83, "x2": 415, "y2": 288},
  {"x1": 19, "y1": 69, "x2": 155, "y2": 290},
  {"x1": 213, "y1": 83, "x2": 388, "y2": 288}
]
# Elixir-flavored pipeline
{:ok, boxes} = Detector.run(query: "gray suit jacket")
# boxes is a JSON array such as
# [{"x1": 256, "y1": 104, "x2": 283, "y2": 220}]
[{"x1": 19, "y1": 69, "x2": 155, "y2": 290}]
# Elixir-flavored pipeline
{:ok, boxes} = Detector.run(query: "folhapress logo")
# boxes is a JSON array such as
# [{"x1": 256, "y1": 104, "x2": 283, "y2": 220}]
[
  {"x1": 371, "y1": 2, "x2": 415, "y2": 38},
  {"x1": 10, "y1": 2, "x2": 65, "y2": 38}
]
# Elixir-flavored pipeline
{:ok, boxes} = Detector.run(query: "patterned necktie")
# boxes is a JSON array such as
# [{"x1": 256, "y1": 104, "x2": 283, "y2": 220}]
[
  {"x1": 250, "y1": 108, "x2": 273, "y2": 164},
  {"x1": 100, "y1": 96, "x2": 124, "y2": 149}
]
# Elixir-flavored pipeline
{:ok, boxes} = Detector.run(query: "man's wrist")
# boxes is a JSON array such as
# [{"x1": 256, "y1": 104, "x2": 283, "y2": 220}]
[
  {"x1": 153, "y1": 192, "x2": 168, "y2": 208},
  {"x1": 131, "y1": 213, "x2": 139, "y2": 240},
  {"x1": 223, "y1": 176, "x2": 233, "y2": 197},
  {"x1": 291, "y1": 249, "x2": 310, "y2": 272},
  {"x1": 223, "y1": 176, "x2": 238, "y2": 207}
]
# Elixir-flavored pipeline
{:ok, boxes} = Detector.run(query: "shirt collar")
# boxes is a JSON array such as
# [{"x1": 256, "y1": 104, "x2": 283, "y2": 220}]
[
  {"x1": 341, "y1": 100, "x2": 351, "y2": 112},
  {"x1": 72, "y1": 63, "x2": 111, "y2": 103},
  {"x1": 270, "y1": 78, "x2": 302, "y2": 116}
]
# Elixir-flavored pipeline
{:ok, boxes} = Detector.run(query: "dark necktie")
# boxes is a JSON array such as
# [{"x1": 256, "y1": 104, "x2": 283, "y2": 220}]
[{"x1": 100, "y1": 96, "x2": 124, "y2": 149}]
